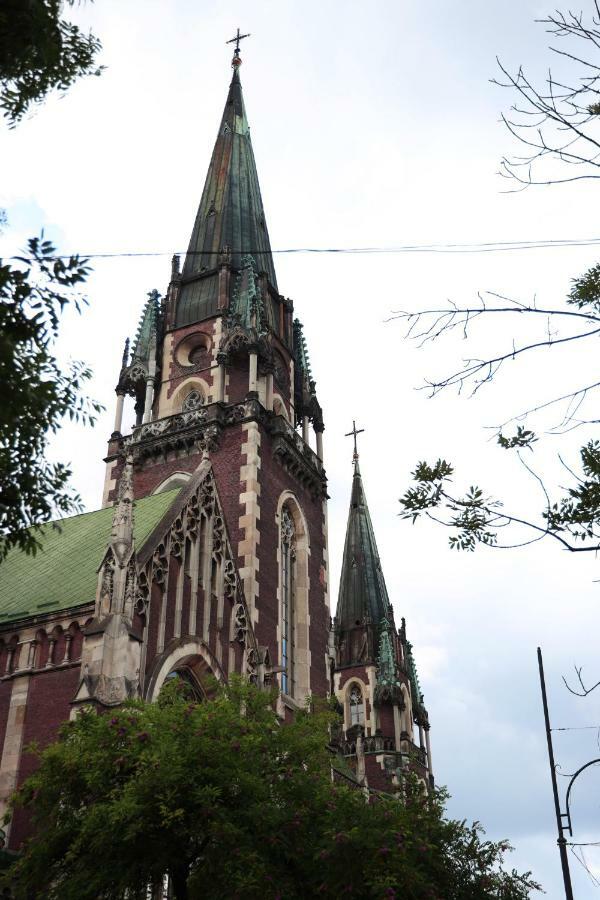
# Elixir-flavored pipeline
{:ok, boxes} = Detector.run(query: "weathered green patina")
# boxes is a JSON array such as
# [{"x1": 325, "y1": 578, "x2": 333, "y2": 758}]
[
  {"x1": 131, "y1": 289, "x2": 161, "y2": 364},
  {"x1": 336, "y1": 460, "x2": 391, "y2": 631},
  {"x1": 0, "y1": 490, "x2": 179, "y2": 625},
  {"x1": 177, "y1": 65, "x2": 278, "y2": 327}
]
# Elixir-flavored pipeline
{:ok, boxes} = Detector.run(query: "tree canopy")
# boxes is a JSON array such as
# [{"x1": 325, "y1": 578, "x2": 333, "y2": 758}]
[
  {"x1": 0, "y1": 0, "x2": 102, "y2": 127},
  {"x1": 0, "y1": 236, "x2": 102, "y2": 562},
  {"x1": 3, "y1": 678, "x2": 539, "y2": 899}
]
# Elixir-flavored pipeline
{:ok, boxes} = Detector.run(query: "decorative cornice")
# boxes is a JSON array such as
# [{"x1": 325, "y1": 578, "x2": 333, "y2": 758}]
[{"x1": 121, "y1": 398, "x2": 327, "y2": 497}]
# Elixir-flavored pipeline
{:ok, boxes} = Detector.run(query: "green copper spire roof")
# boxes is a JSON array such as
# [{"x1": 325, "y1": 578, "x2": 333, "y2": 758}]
[
  {"x1": 176, "y1": 62, "x2": 278, "y2": 327},
  {"x1": 336, "y1": 459, "x2": 392, "y2": 631}
]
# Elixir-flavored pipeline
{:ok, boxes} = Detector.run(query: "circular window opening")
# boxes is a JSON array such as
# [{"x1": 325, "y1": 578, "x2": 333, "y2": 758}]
[
  {"x1": 175, "y1": 333, "x2": 211, "y2": 367},
  {"x1": 189, "y1": 345, "x2": 208, "y2": 365}
]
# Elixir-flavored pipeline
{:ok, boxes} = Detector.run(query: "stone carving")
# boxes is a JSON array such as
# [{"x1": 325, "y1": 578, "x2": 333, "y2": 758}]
[
  {"x1": 171, "y1": 517, "x2": 185, "y2": 560},
  {"x1": 197, "y1": 424, "x2": 220, "y2": 454},
  {"x1": 139, "y1": 420, "x2": 170, "y2": 438},
  {"x1": 100, "y1": 553, "x2": 115, "y2": 609},
  {"x1": 212, "y1": 515, "x2": 224, "y2": 560},
  {"x1": 185, "y1": 495, "x2": 200, "y2": 539},
  {"x1": 84, "y1": 673, "x2": 139, "y2": 707},
  {"x1": 124, "y1": 560, "x2": 137, "y2": 616},
  {"x1": 232, "y1": 602, "x2": 247, "y2": 645},
  {"x1": 223, "y1": 558, "x2": 237, "y2": 602},
  {"x1": 129, "y1": 363, "x2": 147, "y2": 384},
  {"x1": 245, "y1": 647, "x2": 258, "y2": 683},
  {"x1": 199, "y1": 479, "x2": 214, "y2": 515},
  {"x1": 134, "y1": 567, "x2": 150, "y2": 617},
  {"x1": 225, "y1": 404, "x2": 246, "y2": 425},
  {"x1": 152, "y1": 543, "x2": 168, "y2": 586},
  {"x1": 182, "y1": 390, "x2": 205, "y2": 412}
]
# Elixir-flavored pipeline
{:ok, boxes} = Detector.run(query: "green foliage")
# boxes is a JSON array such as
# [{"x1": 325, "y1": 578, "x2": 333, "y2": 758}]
[
  {"x1": 0, "y1": 0, "x2": 103, "y2": 126},
  {"x1": 497, "y1": 427, "x2": 537, "y2": 451},
  {"x1": 545, "y1": 440, "x2": 600, "y2": 542},
  {"x1": 3, "y1": 678, "x2": 539, "y2": 899},
  {"x1": 401, "y1": 460, "x2": 453, "y2": 522},
  {"x1": 568, "y1": 262, "x2": 600, "y2": 312},
  {"x1": 0, "y1": 236, "x2": 102, "y2": 562},
  {"x1": 400, "y1": 463, "x2": 498, "y2": 551}
]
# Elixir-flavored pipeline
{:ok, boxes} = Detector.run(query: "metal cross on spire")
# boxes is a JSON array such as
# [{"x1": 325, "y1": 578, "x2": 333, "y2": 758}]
[
  {"x1": 226, "y1": 27, "x2": 251, "y2": 56},
  {"x1": 345, "y1": 420, "x2": 365, "y2": 462}
]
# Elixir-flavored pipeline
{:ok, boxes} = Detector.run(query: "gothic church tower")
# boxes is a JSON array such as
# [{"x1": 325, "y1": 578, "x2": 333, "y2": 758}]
[
  {"x1": 0, "y1": 41, "x2": 433, "y2": 851},
  {"x1": 96, "y1": 43, "x2": 329, "y2": 713}
]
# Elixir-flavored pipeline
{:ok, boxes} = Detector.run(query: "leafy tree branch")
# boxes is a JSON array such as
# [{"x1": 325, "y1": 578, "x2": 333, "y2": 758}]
[
  {"x1": 0, "y1": 236, "x2": 102, "y2": 562},
  {"x1": 400, "y1": 440, "x2": 600, "y2": 553},
  {"x1": 0, "y1": 0, "x2": 103, "y2": 126}
]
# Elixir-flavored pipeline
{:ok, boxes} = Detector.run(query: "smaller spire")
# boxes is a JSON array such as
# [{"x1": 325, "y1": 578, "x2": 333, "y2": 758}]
[{"x1": 335, "y1": 452, "x2": 391, "y2": 635}]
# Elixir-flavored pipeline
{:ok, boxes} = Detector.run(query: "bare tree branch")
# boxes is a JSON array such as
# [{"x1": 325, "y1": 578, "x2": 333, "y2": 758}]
[
  {"x1": 495, "y1": 6, "x2": 600, "y2": 187},
  {"x1": 563, "y1": 664, "x2": 600, "y2": 696}
]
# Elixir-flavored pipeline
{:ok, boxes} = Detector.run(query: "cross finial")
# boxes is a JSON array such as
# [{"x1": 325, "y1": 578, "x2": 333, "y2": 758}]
[
  {"x1": 345, "y1": 420, "x2": 364, "y2": 463},
  {"x1": 226, "y1": 27, "x2": 251, "y2": 64}
]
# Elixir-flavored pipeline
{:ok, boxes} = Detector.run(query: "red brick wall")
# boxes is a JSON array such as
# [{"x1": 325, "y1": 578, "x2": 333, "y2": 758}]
[
  {"x1": 226, "y1": 360, "x2": 249, "y2": 404},
  {"x1": 9, "y1": 667, "x2": 80, "y2": 848}
]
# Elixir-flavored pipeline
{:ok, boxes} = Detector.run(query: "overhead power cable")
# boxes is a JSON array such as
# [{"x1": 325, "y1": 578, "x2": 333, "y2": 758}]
[{"x1": 10, "y1": 235, "x2": 600, "y2": 261}]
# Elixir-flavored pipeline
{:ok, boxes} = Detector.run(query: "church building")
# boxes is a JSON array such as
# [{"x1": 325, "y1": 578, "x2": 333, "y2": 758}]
[{"x1": 0, "y1": 40, "x2": 432, "y2": 850}]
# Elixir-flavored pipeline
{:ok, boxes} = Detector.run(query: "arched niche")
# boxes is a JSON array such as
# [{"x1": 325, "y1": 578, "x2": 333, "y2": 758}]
[
  {"x1": 345, "y1": 678, "x2": 367, "y2": 729},
  {"x1": 168, "y1": 377, "x2": 211, "y2": 415},
  {"x1": 144, "y1": 636, "x2": 225, "y2": 702},
  {"x1": 152, "y1": 472, "x2": 192, "y2": 495}
]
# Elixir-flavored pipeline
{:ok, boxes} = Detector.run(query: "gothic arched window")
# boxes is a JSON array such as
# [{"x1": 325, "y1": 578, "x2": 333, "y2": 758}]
[
  {"x1": 280, "y1": 506, "x2": 296, "y2": 696},
  {"x1": 349, "y1": 684, "x2": 365, "y2": 726},
  {"x1": 163, "y1": 668, "x2": 204, "y2": 702}
]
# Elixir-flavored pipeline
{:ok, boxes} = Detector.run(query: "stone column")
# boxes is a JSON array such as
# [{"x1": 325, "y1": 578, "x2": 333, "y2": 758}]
[
  {"x1": 265, "y1": 371, "x2": 274, "y2": 411},
  {"x1": 302, "y1": 416, "x2": 310, "y2": 444},
  {"x1": 46, "y1": 638, "x2": 56, "y2": 668},
  {"x1": 26, "y1": 641, "x2": 36, "y2": 669},
  {"x1": 113, "y1": 392, "x2": 125, "y2": 434},
  {"x1": 63, "y1": 634, "x2": 73, "y2": 663},
  {"x1": 248, "y1": 352, "x2": 258, "y2": 397},
  {"x1": 315, "y1": 427, "x2": 324, "y2": 462},
  {"x1": 424, "y1": 725, "x2": 433, "y2": 776},
  {"x1": 142, "y1": 376, "x2": 154, "y2": 424}
]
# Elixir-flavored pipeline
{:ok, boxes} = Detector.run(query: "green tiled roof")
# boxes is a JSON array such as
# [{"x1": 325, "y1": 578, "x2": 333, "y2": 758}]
[{"x1": 0, "y1": 490, "x2": 179, "y2": 626}]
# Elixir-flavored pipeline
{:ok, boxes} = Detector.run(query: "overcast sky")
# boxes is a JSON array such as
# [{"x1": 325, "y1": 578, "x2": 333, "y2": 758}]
[{"x1": 3, "y1": 1, "x2": 600, "y2": 894}]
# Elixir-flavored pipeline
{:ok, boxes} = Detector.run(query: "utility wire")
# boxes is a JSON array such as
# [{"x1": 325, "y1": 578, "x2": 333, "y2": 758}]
[
  {"x1": 10, "y1": 235, "x2": 600, "y2": 261},
  {"x1": 552, "y1": 726, "x2": 600, "y2": 732}
]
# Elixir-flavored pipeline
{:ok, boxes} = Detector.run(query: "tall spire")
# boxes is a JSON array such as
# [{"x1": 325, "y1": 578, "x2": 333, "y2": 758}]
[
  {"x1": 336, "y1": 450, "x2": 391, "y2": 632},
  {"x1": 176, "y1": 48, "x2": 278, "y2": 327}
]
